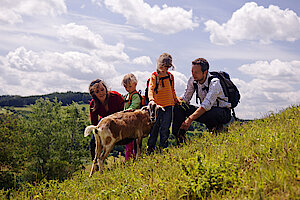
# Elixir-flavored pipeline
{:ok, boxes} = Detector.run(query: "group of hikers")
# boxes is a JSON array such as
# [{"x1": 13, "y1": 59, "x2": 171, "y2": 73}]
[{"x1": 88, "y1": 53, "x2": 238, "y2": 161}]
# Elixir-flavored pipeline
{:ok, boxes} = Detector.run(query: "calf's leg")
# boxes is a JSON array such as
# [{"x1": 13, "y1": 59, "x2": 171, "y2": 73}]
[
  {"x1": 99, "y1": 143, "x2": 115, "y2": 172},
  {"x1": 90, "y1": 133, "x2": 102, "y2": 177},
  {"x1": 135, "y1": 137, "x2": 143, "y2": 159}
]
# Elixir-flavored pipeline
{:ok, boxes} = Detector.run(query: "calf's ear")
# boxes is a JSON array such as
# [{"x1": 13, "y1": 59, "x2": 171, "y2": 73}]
[
  {"x1": 157, "y1": 105, "x2": 165, "y2": 112},
  {"x1": 141, "y1": 105, "x2": 149, "y2": 111}
]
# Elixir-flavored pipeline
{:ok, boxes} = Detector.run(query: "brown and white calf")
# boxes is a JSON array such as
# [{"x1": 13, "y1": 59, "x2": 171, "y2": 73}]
[{"x1": 84, "y1": 104, "x2": 163, "y2": 177}]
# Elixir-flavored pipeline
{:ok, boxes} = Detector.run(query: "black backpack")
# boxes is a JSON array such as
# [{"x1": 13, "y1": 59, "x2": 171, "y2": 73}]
[{"x1": 193, "y1": 71, "x2": 240, "y2": 118}]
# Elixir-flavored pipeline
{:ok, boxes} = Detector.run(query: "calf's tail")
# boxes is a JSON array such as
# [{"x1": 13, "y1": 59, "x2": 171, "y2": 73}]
[{"x1": 84, "y1": 125, "x2": 97, "y2": 137}]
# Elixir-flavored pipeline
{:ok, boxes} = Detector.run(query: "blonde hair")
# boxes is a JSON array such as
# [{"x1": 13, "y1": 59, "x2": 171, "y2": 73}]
[{"x1": 122, "y1": 73, "x2": 138, "y2": 87}]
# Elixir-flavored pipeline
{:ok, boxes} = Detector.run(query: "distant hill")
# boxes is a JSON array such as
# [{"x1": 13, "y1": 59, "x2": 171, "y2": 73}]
[{"x1": 0, "y1": 91, "x2": 92, "y2": 107}]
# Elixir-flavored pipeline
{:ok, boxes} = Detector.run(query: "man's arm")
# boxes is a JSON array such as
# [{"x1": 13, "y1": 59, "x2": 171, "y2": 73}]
[
  {"x1": 180, "y1": 78, "x2": 223, "y2": 131},
  {"x1": 181, "y1": 77, "x2": 195, "y2": 104},
  {"x1": 180, "y1": 106, "x2": 206, "y2": 131}
]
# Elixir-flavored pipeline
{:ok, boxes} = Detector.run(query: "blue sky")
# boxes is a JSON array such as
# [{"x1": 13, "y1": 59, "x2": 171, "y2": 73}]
[{"x1": 0, "y1": 0, "x2": 299, "y2": 119}]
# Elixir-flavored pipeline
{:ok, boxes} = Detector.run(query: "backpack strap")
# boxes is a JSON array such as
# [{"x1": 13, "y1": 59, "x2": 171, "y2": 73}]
[
  {"x1": 193, "y1": 81, "x2": 201, "y2": 104},
  {"x1": 124, "y1": 90, "x2": 140, "y2": 106},
  {"x1": 193, "y1": 75, "x2": 219, "y2": 105},
  {"x1": 153, "y1": 72, "x2": 159, "y2": 94},
  {"x1": 193, "y1": 75, "x2": 213, "y2": 104},
  {"x1": 207, "y1": 75, "x2": 220, "y2": 107},
  {"x1": 153, "y1": 71, "x2": 173, "y2": 94},
  {"x1": 167, "y1": 71, "x2": 173, "y2": 86},
  {"x1": 145, "y1": 78, "x2": 150, "y2": 104}
]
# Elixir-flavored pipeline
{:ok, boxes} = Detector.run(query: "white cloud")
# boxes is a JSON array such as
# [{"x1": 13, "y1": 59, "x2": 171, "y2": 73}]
[
  {"x1": 239, "y1": 59, "x2": 300, "y2": 83},
  {"x1": 205, "y1": 2, "x2": 300, "y2": 45},
  {"x1": 103, "y1": 0, "x2": 199, "y2": 34},
  {"x1": 0, "y1": 0, "x2": 67, "y2": 24},
  {"x1": 0, "y1": 46, "x2": 119, "y2": 95},
  {"x1": 234, "y1": 59, "x2": 300, "y2": 119},
  {"x1": 91, "y1": 0, "x2": 103, "y2": 8},
  {"x1": 172, "y1": 71, "x2": 189, "y2": 97},
  {"x1": 0, "y1": 20, "x2": 152, "y2": 96},
  {"x1": 132, "y1": 56, "x2": 152, "y2": 65},
  {"x1": 57, "y1": 23, "x2": 129, "y2": 62}
]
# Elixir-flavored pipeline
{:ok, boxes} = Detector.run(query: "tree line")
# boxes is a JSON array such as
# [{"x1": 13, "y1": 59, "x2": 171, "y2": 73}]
[{"x1": 0, "y1": 91, "x2": 92, "y2": 107}]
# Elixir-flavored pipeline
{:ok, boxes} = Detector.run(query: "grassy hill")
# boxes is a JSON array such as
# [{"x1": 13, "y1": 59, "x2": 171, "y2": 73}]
[{"x1": 1, "y1": 105, "x2": 299, "y2": 199}]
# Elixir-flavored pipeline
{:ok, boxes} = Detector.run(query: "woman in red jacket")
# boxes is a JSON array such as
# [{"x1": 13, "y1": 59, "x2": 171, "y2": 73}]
[{"x1": 88, "y1": 79, "x2": 124, "y2": 161}]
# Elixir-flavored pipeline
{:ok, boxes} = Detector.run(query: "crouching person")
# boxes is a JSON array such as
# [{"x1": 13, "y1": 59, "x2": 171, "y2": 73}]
[{"x1": 172, "y1": 58, "x2": 231, "y2": 144}]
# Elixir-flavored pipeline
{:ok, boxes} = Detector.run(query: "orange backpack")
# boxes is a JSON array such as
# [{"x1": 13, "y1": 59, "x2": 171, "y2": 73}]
[
  {"x1": 144, "y1": 71, "x2": 173, "y2": 104},
  {"x1": 125, "y1": 90, "x2": 147, "y2": 108}
]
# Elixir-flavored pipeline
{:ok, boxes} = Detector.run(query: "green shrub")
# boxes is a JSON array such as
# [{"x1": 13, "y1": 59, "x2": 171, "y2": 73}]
[
  {"x1": 0, "y1": 98, "x2": 90, "y2": 190},
  {"x1": 180, "y1": 153, "x2": 240, "y2": 198}
]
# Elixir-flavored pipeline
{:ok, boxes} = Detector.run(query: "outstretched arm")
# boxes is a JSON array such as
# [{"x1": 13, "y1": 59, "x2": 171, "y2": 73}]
[{"x1": 180, "y1": 107, "x2": 206, "y2": 131}]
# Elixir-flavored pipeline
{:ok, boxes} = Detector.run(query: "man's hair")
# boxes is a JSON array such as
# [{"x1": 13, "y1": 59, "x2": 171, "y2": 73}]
[
  {"x1": 122, "y1": 73, "x2": 138, "y2": 87},
  {"x1": 192, "y1": 58, "x2": 209, "y2": 72}
]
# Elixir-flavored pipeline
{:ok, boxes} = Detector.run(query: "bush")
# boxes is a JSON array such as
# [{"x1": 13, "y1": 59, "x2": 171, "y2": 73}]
[
  {"x1": 0, "y1": 98, "x2": 90, "y2": 189},
  {"x1": 180, "y1": 153, "x2": 240, "y2": 198}
]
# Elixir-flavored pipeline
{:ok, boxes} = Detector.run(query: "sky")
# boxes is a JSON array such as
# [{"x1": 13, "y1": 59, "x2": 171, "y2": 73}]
[{"x1": 0, "y1": 0, "x2": 300, "y2": 119}]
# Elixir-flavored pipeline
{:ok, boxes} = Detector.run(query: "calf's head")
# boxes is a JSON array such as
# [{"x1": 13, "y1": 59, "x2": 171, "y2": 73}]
[{"x1": 142, "y1": 103, "x2": 165, "y2": 123}]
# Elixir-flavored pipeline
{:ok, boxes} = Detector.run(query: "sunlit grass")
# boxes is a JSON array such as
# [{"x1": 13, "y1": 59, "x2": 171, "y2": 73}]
[{"x1": 1, "y1": 105, "x2": 299, "y2": 199}]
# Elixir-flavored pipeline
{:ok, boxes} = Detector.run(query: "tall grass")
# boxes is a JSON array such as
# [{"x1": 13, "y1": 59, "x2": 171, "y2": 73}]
[{"x1": 1, "y1": 105, "x2": 299, "y2": 199}]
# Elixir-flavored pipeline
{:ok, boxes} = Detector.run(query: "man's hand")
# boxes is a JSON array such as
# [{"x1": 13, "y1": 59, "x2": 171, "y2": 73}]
[
  {"x1": 180, "y1": 117, "x2": 193, "y2": 131},
  {"x1": 177, "y1": 97, "x2": 183, "y2": 102}
]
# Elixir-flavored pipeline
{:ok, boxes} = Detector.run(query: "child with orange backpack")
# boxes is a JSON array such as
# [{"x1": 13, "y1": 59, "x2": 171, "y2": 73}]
[
  {"x1": 122, "y1": 73, "x2": 143, "y2": 161},
  {"x1": 147, "y1": 53, "x2": 178, "y2": 154}
]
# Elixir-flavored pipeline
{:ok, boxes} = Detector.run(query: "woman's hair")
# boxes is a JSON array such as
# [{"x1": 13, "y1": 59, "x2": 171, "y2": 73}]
[
  {"x1": 121, "y1": 73, "x2": 138, "y2": 87},
  {"x1": 89, "y1": 79, "x2": 109, "y2": 111}
]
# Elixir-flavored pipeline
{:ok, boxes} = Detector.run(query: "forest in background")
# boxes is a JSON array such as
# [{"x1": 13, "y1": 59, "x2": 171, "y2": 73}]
[{"x1": 0, "y1": 92, "x2": 92, "y2": 107}]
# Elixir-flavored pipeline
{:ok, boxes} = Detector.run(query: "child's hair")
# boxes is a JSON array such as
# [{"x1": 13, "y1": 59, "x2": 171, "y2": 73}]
[
  {"x1": 122, "y1": 73, "x2": 138, "y2": 87},
  {"x1": 157, "y1": 53, "x2": 174, "y2": 70}
]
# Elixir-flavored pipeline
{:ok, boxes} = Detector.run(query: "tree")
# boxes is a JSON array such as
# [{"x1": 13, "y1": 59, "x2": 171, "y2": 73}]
[
  {"x1": 0, "y1": 113, "x2": 28, "y2": 189},
  {"x1": 23, "y1": 98, "x2": 90, "y2": 182}
]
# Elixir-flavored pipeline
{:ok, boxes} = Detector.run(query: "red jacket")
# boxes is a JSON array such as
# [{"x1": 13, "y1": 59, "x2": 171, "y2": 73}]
[{"x1": 89, "y1": 91, "x2": 124, "y2": 126}]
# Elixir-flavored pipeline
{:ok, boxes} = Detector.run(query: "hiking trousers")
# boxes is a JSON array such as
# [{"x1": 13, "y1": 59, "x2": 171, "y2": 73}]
[
  {"x1": 172, "y1": 104, "x2": 231, "y2": 143},
  {"x1": 147, "y1": 106, "x2": 172, "y2": 153}
]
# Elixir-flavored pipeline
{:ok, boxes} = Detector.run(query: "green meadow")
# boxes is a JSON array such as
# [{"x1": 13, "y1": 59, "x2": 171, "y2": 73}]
[{"x1": 1, "y1": 101, "x2": 299, "y2": 199}]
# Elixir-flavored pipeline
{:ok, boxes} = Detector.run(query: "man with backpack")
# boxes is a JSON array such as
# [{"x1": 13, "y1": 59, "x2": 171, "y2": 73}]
[{"x1": 173, "y1": 58, "x2": 239, "y2": 144}]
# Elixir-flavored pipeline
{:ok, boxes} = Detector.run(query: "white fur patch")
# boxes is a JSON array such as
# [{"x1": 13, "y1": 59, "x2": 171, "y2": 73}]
[{"x1": 84, "y1": 125, "x2": 97, "y2": 137}]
